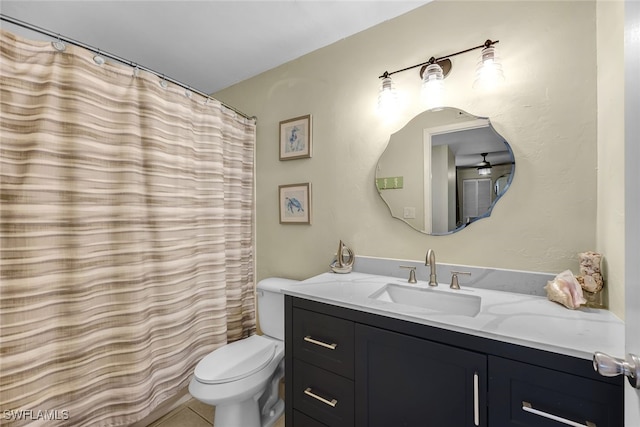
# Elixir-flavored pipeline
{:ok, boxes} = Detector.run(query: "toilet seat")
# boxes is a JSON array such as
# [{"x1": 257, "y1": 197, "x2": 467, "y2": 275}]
[{"x1": 194, "y1": 335, "x2": 276, "y2": 385}]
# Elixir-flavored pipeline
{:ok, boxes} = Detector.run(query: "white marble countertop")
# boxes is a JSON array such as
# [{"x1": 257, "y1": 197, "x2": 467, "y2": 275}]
[{"x1": 282, "y1": 271, "x2": 624, "y2": 361}]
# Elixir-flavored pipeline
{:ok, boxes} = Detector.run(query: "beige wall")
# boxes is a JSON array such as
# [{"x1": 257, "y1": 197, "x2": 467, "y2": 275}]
[
  {"x1": 216, "y1": 1, "x2": 625, "y2": 318},
  {"x1": 596, "y1": 0, "x2": 625, "y2": 318}
]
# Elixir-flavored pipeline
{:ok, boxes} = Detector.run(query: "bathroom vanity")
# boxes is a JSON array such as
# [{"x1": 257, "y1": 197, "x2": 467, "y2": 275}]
[{"x1": 282, "y1": 265, "x2": 624, "y2": 427}]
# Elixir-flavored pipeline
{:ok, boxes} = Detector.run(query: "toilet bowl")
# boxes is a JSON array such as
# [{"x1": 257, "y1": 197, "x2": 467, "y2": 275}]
[
  {"x1": 189, "y1": 335, "x2": 285, "y2": 427},
  {"x1": 188, "y1": 277, "x2": 298, "y2": 427}
]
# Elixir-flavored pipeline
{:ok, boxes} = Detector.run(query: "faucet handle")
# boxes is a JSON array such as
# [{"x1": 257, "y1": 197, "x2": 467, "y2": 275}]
[
  {"x1": 450, "y1": 271, "x2": 471, "y2": 289},
  {"x1": 400, "y1": 265, "x2": 417, "y2": 283}
]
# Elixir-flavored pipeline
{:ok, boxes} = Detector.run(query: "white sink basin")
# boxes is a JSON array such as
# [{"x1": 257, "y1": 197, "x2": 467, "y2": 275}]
[{"x1": 369, "y1": 283, "x2": 481, "y2": 317}]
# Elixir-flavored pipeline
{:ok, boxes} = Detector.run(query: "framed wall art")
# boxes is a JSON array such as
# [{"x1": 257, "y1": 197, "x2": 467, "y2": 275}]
[
  {"x1": 279, "y1": 114, "x2": 312, "y2": 160},
  {"x1": 279, "y1": 183, "x2": 311, "y2": 224}
]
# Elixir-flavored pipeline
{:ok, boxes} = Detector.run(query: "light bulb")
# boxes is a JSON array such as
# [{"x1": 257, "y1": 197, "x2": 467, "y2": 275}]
[
  {"x1": 421, "y1": 63, "x2": 444, "y2": 110},
  {"x1": 477, "y1": 153, "x2": 492, "y2": 175},
  {"x1": 473, "y1": 45, "x2": 505, "y2": 89},
  {"x1": 377, "y1": 76, "x2": 398, "y2": 115},
  {"x1": 477, "y1": 167, "x2": 492, "y2": 176}
]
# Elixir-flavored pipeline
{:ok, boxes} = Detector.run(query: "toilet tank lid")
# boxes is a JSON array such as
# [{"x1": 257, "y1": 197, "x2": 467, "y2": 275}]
[
  {"x1": 194, "y1": 335, "x2": 276, "y2": 384},
  {"x1": 257, "y1": 277, "x2": 300, "y2": 293}
]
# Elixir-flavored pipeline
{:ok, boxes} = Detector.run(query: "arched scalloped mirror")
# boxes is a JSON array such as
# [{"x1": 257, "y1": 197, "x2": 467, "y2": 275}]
[{"x1": 375, "y1": 107, "x2": 515, "y2": 235}]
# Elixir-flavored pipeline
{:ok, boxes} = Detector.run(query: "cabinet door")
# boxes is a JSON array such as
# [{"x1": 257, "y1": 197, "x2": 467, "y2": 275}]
[
  {"x1": 355, "y1": 324, "x2": 487, "y2": 427},
  {"x1": 489, "y1": 356, "x2": 623, "y2": 427}
]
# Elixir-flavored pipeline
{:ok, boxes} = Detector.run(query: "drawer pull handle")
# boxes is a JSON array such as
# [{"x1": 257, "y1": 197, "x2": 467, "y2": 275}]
[
  {"x1": 304, "y1": 335, "x2": 337, "y2": 350},
  {"x1": 304, "y1": 387, "x2": 338, "y2": 407},
  {"x1": 473, "y1": 372, "x2": 479, "y2": 426},
  {"x1": 522, "y1": 401, "x2": 596, "y2": 427}
]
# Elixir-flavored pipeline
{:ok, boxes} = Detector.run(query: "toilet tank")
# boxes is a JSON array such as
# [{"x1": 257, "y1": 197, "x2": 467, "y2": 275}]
[{"x1": 256, "y1": 277, "x2": 299, "y2": 341}]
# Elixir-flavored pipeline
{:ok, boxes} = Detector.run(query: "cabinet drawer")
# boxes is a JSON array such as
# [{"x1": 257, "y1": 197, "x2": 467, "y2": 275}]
[
  {"x1": 292, "y1": 307, "x2": 354, "y2": 378},
  {"x1": 489, "y1": 356, "x2": 623, "y2": 427},
  {"x1": 292, "y1": 410, "x2": 328, "y2": 427},
  {"x1": 293, "y1": 360, "x2": 354, "y2": 427}
]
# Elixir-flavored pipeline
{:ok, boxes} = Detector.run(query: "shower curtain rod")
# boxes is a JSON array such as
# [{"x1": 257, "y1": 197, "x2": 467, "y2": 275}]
[{"x1": 0, "y1": 14, "x2": 256, "y2": 122}]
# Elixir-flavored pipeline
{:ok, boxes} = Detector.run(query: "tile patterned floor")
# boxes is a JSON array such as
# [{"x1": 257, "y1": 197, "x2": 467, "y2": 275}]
[{"x1": 147, "y1": 398, "x2": 285, "y2": 427}]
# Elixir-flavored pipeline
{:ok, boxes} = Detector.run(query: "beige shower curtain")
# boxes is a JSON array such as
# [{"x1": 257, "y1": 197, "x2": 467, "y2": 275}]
[{"x1": 0, "y1": 30, "x2": 255, "y2": 426}]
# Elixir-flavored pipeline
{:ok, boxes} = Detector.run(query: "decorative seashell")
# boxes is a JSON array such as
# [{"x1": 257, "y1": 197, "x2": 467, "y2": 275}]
[
  {"x1": 545, "y1": 280, "x2": 573, "y2": 309},
  {"x1": 578, "y1": 251, "x2": 603, "y2": 276},
  {"x1": 577, "y1": 274, "x2": 603, "y2": 293},
  {"x1": 577, "y1": 251, "x2": 604, "y2": 293},
  {"x1": 544, "y1": 270, "x2": 586, "y2": 309}
]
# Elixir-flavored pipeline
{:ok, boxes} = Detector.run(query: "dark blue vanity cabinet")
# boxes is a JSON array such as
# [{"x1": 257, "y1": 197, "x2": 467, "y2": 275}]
[
  {"x1": 291, "y1": 307, "x2": 355, "y2": 426},
  {"x1": 489, "y1": 356, "x2": 623, "y2": 426},
  {"x1": 284, "y1": 296, "x2": 623, "y2": 427},
  {"x1": 355, "y1": 324, "x2": 487, "y2": 427}
]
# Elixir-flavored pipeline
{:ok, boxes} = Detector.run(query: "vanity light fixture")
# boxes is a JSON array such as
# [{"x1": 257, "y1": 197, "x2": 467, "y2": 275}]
[
  {"x1": 420, "y1": 62, "x2": 445, "y2": 110},
  {"x1": 473, "y1": 42, "x2": 505, "y2": 89},
  {"x1": 477, "y1": 153, "x2": 492, "y2": 176},
  {"x1": 377, "y1": 73, "x2": 398, "y2": 115},
  {"x1": 378, "y1": 39, "x2": 502, "y2": 111}
]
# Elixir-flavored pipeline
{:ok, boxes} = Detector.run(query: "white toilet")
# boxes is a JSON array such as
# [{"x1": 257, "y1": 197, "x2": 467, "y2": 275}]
[{"x1": 189, "y1": 277, "x2": 298, "y2": 427}]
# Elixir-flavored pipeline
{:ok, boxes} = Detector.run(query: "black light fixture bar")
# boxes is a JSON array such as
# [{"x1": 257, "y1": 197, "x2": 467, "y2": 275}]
[{"x1": 378, "y1": 39, "x2": 499, "y2": 79}]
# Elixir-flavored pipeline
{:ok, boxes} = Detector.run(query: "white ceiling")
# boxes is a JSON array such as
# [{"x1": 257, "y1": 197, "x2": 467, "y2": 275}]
[{"x1": 0, "y1": 1, "x2": 430, "y2": 94}]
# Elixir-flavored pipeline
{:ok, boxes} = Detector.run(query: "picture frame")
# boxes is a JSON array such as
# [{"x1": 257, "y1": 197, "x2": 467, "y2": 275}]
[
  {"x1": 279, "y1": 183, "x2": 311, "y2": 224},
  {"x1": 279, "y1": 114, "x2": 312, "y2": 160}
]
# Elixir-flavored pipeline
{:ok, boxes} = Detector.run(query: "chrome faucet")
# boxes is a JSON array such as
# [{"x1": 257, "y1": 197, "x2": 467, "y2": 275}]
[{"x1": 425, "y1": 249, "x2": 437, "y2": 286}]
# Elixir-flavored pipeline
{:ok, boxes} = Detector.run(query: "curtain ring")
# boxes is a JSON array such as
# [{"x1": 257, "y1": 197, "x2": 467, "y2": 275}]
[
  {"x1": 93, "y1": 50, "x2": 105, "y2": 65},
  {"x1": 159, "y1": 75, "x2": 168, "y2": 88},
  {"x1": 52, "y1": 35, "x2": 66, "y2": 52}
]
